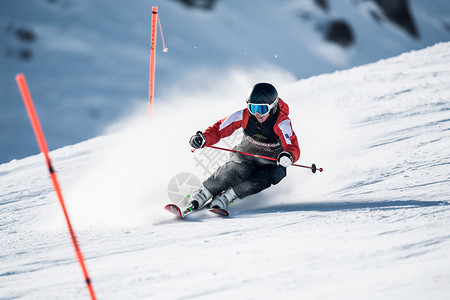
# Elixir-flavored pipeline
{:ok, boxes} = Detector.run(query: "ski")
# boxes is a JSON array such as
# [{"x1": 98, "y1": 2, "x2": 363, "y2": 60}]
[
  {"x1": 164, "y1": 203, "x2": 230, "y2": 218},
  {"x1": 164, "y1": 204, "x2": 195, "y2": 219},
  {"x1": 209, "y1": 208, "x2": 229, "y2": 217}
]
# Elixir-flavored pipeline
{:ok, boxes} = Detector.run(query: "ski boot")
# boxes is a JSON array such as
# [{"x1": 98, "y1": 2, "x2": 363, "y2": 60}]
[
  {"x1": 209, "y1": 187, "x2": 238, "y2": 209},
  {"x1": 189, "y1": 186, "x2": 213, "y2": 210}
]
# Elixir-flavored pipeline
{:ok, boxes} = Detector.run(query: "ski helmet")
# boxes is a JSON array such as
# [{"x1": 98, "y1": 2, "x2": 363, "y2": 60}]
[{"x1": 246, "y1": 83, "x2": 279, "y2": 115}]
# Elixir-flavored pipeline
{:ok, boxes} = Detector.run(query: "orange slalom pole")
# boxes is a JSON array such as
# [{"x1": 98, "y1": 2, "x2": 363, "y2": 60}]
[
  {"x1": 148, "y1": 6, "x2": 158, "y2": 117},
  {"x1": 15, "y1": 74, "x2": 97, "y2": 300}
]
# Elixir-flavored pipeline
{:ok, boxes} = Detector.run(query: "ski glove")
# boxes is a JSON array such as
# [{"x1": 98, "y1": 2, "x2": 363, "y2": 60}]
[
  {"x1": 277, "y1": 151, "x2": 293, "y2": 168},
  {"x1": 189, "y1": 131, "x2": 206, "y2": 149}
]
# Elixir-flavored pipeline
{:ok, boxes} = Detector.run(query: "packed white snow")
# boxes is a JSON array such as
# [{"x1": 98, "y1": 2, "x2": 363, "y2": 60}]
[{"x1": 1, "y1": 42, "x2": 449, "y2": 299}]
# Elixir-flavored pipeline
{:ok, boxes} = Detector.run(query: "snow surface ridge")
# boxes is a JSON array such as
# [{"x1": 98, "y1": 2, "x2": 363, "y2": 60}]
[{"x1": 0, "y1": 42, "x2": 449, "y2": 299}]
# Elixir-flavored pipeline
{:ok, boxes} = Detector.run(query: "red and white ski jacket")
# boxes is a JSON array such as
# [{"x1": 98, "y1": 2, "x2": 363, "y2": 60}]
[{"x1": 202, "y1": 98, "x2": 300, "y2": 163}]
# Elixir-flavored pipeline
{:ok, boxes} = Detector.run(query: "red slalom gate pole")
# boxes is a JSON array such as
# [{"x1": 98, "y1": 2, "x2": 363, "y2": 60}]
[
  {"x1": 148, "y1": 6, "x2": 158, "y2": 117},
  {"x1": 203, "y1": 145, "x2": 324, "y2": 173},
  {"x1": 15, "y1": 74, "x2": 97, "y2": 300}
]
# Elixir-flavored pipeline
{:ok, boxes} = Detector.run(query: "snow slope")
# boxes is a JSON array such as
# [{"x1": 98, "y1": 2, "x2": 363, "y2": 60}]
[
  {"x1": 1, "y1": 42, "x2": 450, "y2": 299},
  {"x1": 1, "y1": 0, "x2": 450, "y2": 163}
]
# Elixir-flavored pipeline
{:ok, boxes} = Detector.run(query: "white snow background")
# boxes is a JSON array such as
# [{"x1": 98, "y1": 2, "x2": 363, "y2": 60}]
[
  {"x1": 1, "y1": 0, "x2": 450, "y2": 299},
  {"x1": 1, "y1": 39, "x2": 450, "y2": 298}
]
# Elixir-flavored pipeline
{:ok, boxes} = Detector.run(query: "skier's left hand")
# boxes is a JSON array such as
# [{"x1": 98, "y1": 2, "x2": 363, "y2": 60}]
[
  {"x1": 277, "y1": 151, "x2": 293, "y2": 167},
  {"x1": 189, "y1": 131, "x2": 206, "y2": 149}
]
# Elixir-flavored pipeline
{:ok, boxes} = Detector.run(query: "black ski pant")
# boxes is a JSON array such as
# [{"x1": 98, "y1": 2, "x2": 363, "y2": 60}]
[{"x1": 203, "y1": 154, "x2": 287, "y2": 199}]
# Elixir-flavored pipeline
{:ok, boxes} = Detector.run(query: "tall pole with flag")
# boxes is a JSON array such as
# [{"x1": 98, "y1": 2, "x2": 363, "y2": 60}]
[{"x1": 148, "y1": 6, "x2": 158, "y2": 117}]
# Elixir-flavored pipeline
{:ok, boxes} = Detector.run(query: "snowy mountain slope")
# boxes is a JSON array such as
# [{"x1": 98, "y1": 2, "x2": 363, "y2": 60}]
[
  {"x1": 1, "y1": 0, "x2": 450, "y2": 163},
  {"x1": 1, "y1": 42, "x2": 450, "y2": 299}
]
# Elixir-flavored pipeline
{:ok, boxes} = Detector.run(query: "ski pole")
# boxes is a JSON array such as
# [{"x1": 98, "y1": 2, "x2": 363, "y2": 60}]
[
  {"x1": 193, "y1": 145, "x2": 323, "y2": 173},
  {"x1": 16, "y1": 74, "x2": 97, "y2": 300}
]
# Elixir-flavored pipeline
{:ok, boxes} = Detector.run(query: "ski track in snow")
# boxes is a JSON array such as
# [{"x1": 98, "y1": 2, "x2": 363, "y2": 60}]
[{"x1": 1, "y1": 43, "x2": 450, "y2": 299}]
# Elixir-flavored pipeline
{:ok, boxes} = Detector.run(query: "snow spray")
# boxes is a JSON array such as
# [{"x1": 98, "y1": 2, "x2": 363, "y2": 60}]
[{"x1": 15, "y1": 74, "x2": 97, "y2": 300}]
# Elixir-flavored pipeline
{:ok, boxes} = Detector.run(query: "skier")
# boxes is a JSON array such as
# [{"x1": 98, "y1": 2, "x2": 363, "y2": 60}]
[{"x1": 188, "y1": 82, "x2": 300, "y2": 211}]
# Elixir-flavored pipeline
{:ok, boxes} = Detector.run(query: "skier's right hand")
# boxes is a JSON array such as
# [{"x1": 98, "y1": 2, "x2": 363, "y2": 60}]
[
  {"x1": 189, "y1": 131, "x2": 206, "y2": 149},
  {"x1": 277, "y1": 151, "x2": 293, "y2": 168}
]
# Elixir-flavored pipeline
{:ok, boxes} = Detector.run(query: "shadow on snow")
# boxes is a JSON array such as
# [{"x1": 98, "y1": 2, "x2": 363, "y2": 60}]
[{"x1": 238, "y1": 200, "x2": 450, "y2": 215}]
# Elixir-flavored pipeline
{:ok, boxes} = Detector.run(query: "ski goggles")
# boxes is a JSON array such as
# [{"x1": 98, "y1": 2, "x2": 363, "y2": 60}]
[{"x1": 247, "y1": 99, "x2": 278, "y2": 116}]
